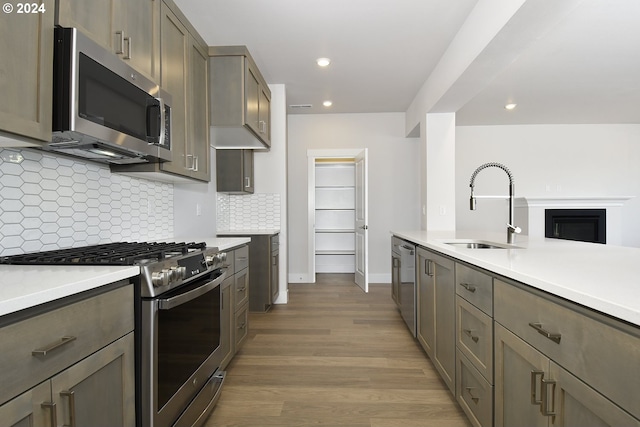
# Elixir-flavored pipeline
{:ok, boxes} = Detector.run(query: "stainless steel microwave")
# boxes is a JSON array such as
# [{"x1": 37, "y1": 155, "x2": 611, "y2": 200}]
[{"x1": 46, "y1": 27, "x2": 172, "y2": 164}]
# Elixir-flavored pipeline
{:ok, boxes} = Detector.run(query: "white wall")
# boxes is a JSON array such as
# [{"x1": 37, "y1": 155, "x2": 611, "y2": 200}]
[
  {"x1": 455, "y1": 124, "x2": 640, "y2": 247},
  {"x1": 288, "y1": 113, "x2": 421, "y2": 283}
]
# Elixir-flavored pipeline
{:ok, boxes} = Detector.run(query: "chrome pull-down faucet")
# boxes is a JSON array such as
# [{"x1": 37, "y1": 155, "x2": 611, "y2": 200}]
[{"x1": 469, "y1": 162, "x2": 521, "y2": 244}]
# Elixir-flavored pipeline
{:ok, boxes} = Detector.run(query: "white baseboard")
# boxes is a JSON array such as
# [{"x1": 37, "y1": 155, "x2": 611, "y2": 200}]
[{"x1": 288, "y1": 273, "x2": 392, "y2": 284}]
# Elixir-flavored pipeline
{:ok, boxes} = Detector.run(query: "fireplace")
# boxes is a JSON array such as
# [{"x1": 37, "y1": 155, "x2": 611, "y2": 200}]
[{"x1": 545, "y1": 209, "x2": 606, "y2": 244}]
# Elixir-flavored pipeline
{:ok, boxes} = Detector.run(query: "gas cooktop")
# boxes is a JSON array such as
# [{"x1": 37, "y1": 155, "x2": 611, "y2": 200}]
[{"x1": 0, "y1": 241, "x2": 208, "y2": 266}]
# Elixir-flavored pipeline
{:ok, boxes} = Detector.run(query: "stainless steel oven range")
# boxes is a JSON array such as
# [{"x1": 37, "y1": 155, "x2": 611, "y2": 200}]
[{"x1": 0, "y1": 241, "x2": 229, "y2": 427}]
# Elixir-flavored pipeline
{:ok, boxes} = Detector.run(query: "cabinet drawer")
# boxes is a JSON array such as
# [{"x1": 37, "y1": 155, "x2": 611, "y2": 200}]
[
  {"x1": 455, "y1": 263, "x2": 493, "y2": 315},
  {"x1": 235, "y1": 304, "x2": 249, "y2": 349},
  {"x1": 0, "y1": 284, "x2": 134, "y2": 406},
  {"x1": 234, "y1": 245, "x2": 249, "y2": 273},
  {"x1": 234, "y1": 268, "x2": 249, "y2": 310},
  {"x1": 494, "y1": 279, "x2": 640, "y2": 419},
  {"x1": 456, "y1": 296, "x2": 493, "y2": 382},
  {"x1": 456, "y1": 349, "x2": 493, "y2": 427}
]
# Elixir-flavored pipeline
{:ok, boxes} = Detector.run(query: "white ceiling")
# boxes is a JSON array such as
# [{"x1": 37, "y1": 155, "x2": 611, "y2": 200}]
[{"x1": 174, "y1": 0, "x2": 640, "y2": 125}]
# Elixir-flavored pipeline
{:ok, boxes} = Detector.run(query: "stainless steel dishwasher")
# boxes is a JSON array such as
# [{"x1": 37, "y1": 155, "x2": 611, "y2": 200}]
[{"x1": 391, "y1": 237, "x2": 416, "y2": 336}]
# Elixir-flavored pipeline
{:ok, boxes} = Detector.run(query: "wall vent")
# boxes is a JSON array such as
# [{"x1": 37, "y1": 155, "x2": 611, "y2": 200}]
[{"x1": 289, "y1": 104, "x2": 313, "y2": 109}]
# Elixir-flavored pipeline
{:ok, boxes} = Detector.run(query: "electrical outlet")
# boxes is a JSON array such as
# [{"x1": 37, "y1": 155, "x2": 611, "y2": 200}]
[
  {"x1": 439, "y1": 205, "x2": 446, "y2": 216},
  {"x1": 196, "y1": 203, "x2": 202, "y2": 216}
]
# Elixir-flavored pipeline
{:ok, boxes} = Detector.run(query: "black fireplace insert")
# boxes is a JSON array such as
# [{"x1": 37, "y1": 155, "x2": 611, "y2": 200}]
[{"x1": 545, "y1": 208, "x2": 606, "y2": 244}]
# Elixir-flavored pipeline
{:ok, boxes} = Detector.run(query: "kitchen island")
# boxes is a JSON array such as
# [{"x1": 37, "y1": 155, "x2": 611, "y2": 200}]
[
  {"x1": 391, "y1": 230, "x2": 639, "y2": 427},
  {"x1": 392, "y1": 230, "x2": 639, "y2": 326}
]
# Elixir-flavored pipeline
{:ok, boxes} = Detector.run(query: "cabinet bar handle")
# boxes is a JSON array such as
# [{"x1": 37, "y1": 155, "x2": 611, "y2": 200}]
[
  {"x1": 32, "y1": 336, "x2": 76, "y2": 357},
  {"x1": 245, "y1": 177, "x2": 251, "y2": 188},
  {"x1": 237, "y1": 322, "x2": 246, "y2": 330},
  {"x1": 463, "y1": 329, "x2": 479, "y2": 343},
  {"x1": 41, "y1": 402, "x2": 57, "y2": 427},
  {"x1": 115, "y1": 30, "x2": 124, "y2": 54},
  {"x1": 60, "y1": 390, "x2": 76, "y2": 427},
  {"x1": 530, "y1": 370, "x2": 544, "y2": 405},
  {"x1": 123, "y1": 36, "x2": 132, "y2": 59},
  {"x1": 528, "y1": 322, "x2": 562, "y2": 344},
  {"x1": 426, "y1": 259, "x2": 434, "y2": 277},
  {"x1": 541, "y1": 378, "x2": 557, "y2": 416},
  {"x1": 237, "y1": 287, "x2": 246, "y2": 292},
  {"x1": 465, "y1": 387, "x2": 480, "y2": 403},
  {"x1": 460, "y1": 283, "x2": 476, "y2": 293}
]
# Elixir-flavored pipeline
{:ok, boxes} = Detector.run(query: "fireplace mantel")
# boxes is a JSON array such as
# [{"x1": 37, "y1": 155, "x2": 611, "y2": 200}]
[{"x1": 515, "y1": 197, "x2": 633, "y2": 245}]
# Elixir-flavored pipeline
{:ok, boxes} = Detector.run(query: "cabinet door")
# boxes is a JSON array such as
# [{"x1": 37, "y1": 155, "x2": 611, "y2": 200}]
[
  {"x1": 495, "y1": 322, "x2": 549, "y2": 427},
  {"x1": 243, "y1": 149, "x2": 255, "y2": 192},
  {"x1": 51, "y1": 333, "x2": 135, "y2": 427},
  {"x1": 271, "y1": 251, "x2": 279, "y2": 304},
  {"x1": 244, "y1": 64, "x2": 261, "y2": 137},
  {"x1": 160, "y1": 3, "x2": 188, "y2": 176},
  {"x1": 391, "y1": 253, "x2": 400, "y2": 306},
  {"x1": 0, "y1": 382, "x2": 52, "y2": 427},
  {"x1": 220, "y1": 277, "x2": 233, "y2": 369},
  {"x1": 549, "y1": 362, "x2": 640, "y2": 427},
  {"x1": 188, "y1": 35, "x2": 210, "y2": 181},
  {"x1": 416, "y1": 249, "x2": 434, "y2": 358},
  {"x1": 56, "y1": 0, "x2": 113, "y2": 48},
  {"x1": 258, "y1": 86, "x2": 271, "y2": 146},
  {"x1": 113, "y1": 0, "x2": 160, "y2": 81},
  {"x1": 433, "y1": 254, "x2": 456, "y2": 394},
  {"x1": 0, "y1": 0, "x2": 53, "y2": 142}
]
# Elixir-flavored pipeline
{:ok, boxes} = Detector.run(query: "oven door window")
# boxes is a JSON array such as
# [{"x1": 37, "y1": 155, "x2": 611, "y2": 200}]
[{"x1": 156, "y1": 281, "x2": 221, "y2": 409}]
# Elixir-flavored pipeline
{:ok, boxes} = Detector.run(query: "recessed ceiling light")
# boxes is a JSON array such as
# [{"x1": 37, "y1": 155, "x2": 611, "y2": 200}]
[
  {"x1": 323, "y1": 100, "x2": 333, "y2": 107},
  {"x1": 504, "y1": 103, "x2": 517, "y2": 110},
  {"x1": 316, "y1": 58, "x2": 331, "y2": 67}
]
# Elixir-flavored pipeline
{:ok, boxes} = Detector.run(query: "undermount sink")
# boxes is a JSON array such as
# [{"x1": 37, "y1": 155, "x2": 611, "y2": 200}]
[{"x1": 443, "y1": 240, "x2": 521, "y2": 249}]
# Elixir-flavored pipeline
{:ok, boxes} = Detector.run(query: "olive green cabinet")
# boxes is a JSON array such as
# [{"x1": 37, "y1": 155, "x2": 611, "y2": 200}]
[
  {"x1": 210, "y1": 46, "x2": 271, "y2": 149},
  {"x1": 216, "y1": 149, "x2": 254, "y2": 194},
  {"x1": 56, "y1": 0, "x2": 160, "y2": 82},
  {"x1": 0, "y1": 284, "x2": 135, "y2": 427},
  {"x1": 415, "y1": 246, "x2": 456, "y2": 394},
  {"x1": 0, "y1": 0, "x2": 54, "y2": 144}
]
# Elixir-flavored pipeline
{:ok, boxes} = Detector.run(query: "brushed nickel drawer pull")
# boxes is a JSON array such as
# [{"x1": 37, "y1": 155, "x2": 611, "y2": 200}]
[
  {"x1": 460, "y1": 283, "x2": 476, "y2": 292},
  {"x1": 541, "y1": 378, "x2": 557, "y2": 416},
  {"x1": 528, "y1": 322, "x2": 562, "y2": 344},
  {"x1": 237, "y1": 287, "x2": 246, "y2": 292},
  {"x1": 530, "y1": 370, "x2": 544, "y2": 405},
  {"x1": 60, "y1": 390, "x2": 76, "y2": 427},
  {"x1": 40, "y1": 402, "x2": 57, "y2": 427},
  {"x1": 465, "y1": 387, "x2": 480, "y2": 403},
  {"x1": 463, "y1": 329, "x2": 479, "y2": 343},
  {"x1": 32, "y1": 336, "x2": 76, "y2": 356}
]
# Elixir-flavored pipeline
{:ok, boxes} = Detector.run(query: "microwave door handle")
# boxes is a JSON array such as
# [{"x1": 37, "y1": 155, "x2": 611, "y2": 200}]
[
  {"x1": 156, "y1": 98, "x2": 166, "y2": 147},
  {"x1": 146, "y1": 98, "x2": 165, "y2": 146}
]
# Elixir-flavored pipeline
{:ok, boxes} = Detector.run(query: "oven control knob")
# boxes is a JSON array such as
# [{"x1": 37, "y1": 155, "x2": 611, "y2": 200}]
[
  {"x1": 204, "y1": 255, "x2": 215, "y2": 267},
  {"x1": 151, "y1": 269, "x2": 170, "y2": 287},
  {"x1": 169, "y1": 266, "x2": 181, "y2": 282},
  {"x1": 178, "y1": 266, "x2": 186, "y2": 280}
]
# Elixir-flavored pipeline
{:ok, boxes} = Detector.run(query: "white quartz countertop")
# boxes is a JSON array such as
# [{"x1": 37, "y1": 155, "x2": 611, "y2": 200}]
[
  {"x1": 216, "y1": 229, "x2": 280, "y2": 236},
  {"x1": 392, "y1": 230, "x2": 640, "y2": 327},
  {"x1": 172, "y1": 236, "x2": 251, "y2": 251},
  {"x1": 0, "y1": 265, "x2": 139, "y2": 317}
]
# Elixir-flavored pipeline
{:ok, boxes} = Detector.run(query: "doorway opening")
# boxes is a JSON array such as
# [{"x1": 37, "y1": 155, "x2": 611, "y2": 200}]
[{"x1": 307, "y1": 149, "x2": 368, "y2": 292}]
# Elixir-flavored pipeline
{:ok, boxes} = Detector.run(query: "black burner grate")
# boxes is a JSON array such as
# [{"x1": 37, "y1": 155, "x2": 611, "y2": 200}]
[{"x1": 0, "y1": 242, "x2": 207, "y2": 266}]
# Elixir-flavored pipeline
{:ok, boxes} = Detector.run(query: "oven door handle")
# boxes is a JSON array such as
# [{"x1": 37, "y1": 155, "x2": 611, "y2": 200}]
[{"x1": 158, "y1": 270, "x2": 227, "y2": 310}]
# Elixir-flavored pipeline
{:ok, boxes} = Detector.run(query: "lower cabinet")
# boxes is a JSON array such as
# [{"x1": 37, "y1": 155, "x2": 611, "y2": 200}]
[
  {"x1": 220, "y1": 244, "x2": 250, "y2": 369},
  {"x1": 495, "y1": 323, "x2": 638, "y2": 427},
  {"x1": 415, "y1": 246, "x2": 456, "y2": 394},
  {"x1": 0, "y1": 283, "x2": 135, "y2": 427},
  {"x1": 494, "y1": 279, "x2": 640, "y2": 427}
]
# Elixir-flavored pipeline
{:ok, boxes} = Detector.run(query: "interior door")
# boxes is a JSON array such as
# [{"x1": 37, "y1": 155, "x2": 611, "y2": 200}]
[{"x1": 354, "y1": 149, "x2": 368, "y2": 292}]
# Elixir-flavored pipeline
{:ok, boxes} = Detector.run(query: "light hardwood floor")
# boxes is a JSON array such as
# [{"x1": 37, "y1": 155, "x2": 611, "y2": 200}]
[{"x1": 206, "y1": 274, "x2": 471, "y2": 427}]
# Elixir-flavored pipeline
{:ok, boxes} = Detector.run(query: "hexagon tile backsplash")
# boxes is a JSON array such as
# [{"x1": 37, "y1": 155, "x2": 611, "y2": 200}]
[{"x1": 0, "y1": 148, "x2": 174, "y2": 256}]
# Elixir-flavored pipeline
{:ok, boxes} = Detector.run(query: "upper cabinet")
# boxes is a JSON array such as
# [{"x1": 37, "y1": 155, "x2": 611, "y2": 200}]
[
  {"x1": 111, "y1": 0, "x2": 210, "y2": 182},
  {"x1": 209, "y1": 46, "x2": 271, "y2": 150},
  {"x1": 56, "y1": 0, "x2": 160, "y2": 83},
  {"x1": 0, "y1": 0, "x2": 54, "y2": 144}
]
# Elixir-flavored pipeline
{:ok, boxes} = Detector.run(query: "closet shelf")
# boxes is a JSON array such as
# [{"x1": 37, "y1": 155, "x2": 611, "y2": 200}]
[{"x1": 315, "y1": 250, "x2": 355, "y2": 255}]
